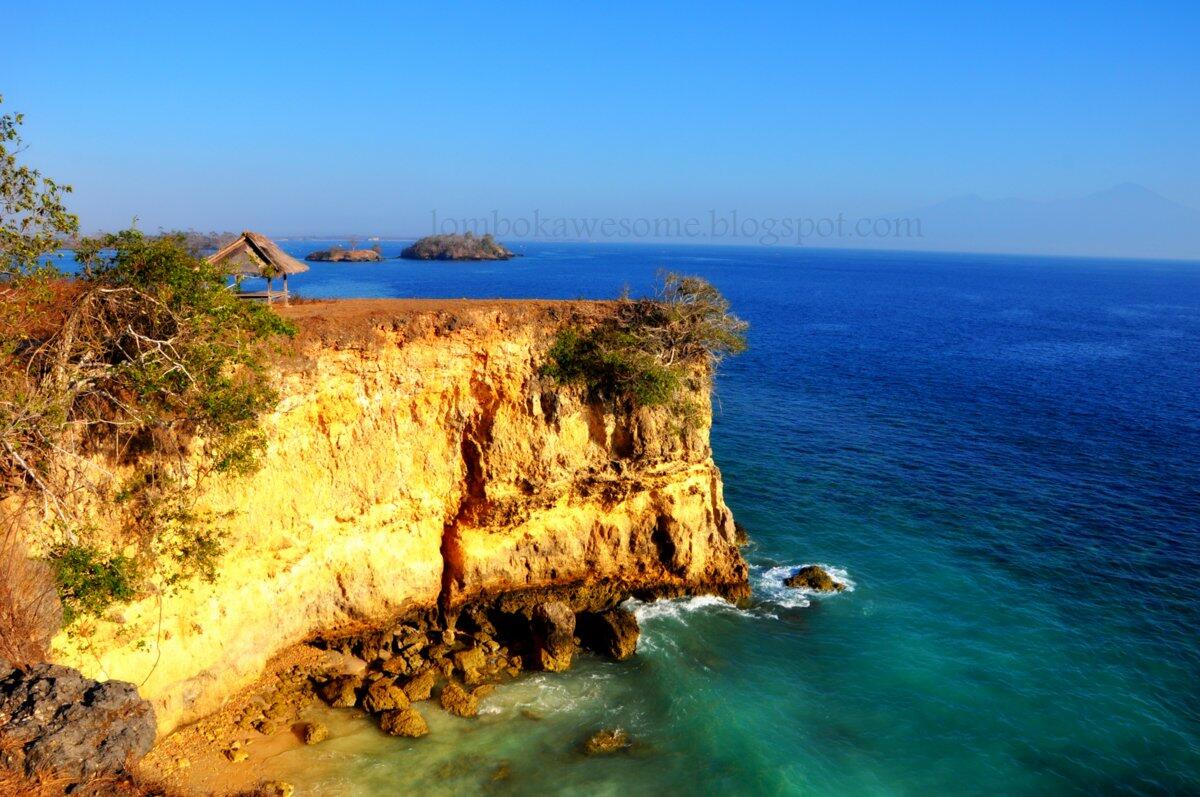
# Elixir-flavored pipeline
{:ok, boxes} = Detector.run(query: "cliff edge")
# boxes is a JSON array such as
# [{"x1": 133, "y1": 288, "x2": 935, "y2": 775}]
[{"x1": 50, "y1": 299, "x2": 747, "y2": 735}]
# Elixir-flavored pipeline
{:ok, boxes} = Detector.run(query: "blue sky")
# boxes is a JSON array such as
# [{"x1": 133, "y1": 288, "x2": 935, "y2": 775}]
[{"x1": 3, "y1": 1, "x2": 1198, "y2": 239}]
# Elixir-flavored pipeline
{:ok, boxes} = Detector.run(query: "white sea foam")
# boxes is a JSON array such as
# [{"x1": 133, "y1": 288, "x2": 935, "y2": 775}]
[
  {"x1": 619, "y1": 563, "x2": 855, "y2": 637},
  {"x1": 753, "y1": 563, "x2": 855, "y2": 609},
  {"x1": 626, "y1": 594, "x2": 737, "y2": 623}
]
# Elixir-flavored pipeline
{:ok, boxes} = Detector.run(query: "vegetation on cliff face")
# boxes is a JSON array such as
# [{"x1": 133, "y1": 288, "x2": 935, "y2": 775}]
[
  {"x1": 400, "y1": 232, "x2": 514, "y2": 260},
  {"x1": 1, "y1": 99, "x2": 295, "y2": 632},
  {"x1": 543, "y1": 273, "x2": 747, "y2": 419},
  {"x1": 0, "y1": 232, "x2": 295, "y2": 625}
]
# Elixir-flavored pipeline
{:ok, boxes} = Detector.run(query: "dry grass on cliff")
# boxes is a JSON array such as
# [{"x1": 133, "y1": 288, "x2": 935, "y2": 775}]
[{"x1": 0, "y1": 503, "x2": 61, "y2": 667}]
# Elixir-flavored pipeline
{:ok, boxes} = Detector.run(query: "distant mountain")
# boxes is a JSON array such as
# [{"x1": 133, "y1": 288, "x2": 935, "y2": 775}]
[{"x1": 894, "y1": 183, "x2": 1200, "y2": 260}]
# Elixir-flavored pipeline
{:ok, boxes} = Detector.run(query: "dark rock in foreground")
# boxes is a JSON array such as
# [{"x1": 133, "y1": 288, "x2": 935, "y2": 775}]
[
  {"x1": 400, "y1": 233, "x2": 515, "y2": 260},
  {"x1": 784, "y1": 565, "x2": 845, "y2": 592},
  {"x1": 0, "y1": 661, "x2": 155, "y2": 788},
  {"x1": 578, "y1": 607, "x2": 640, "y2": 661}
]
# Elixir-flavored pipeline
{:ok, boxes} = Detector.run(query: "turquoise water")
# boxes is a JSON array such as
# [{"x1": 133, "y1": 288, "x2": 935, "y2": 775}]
[{"x1": 239, "y1": 243, "x2": 1199, "y2": 795}]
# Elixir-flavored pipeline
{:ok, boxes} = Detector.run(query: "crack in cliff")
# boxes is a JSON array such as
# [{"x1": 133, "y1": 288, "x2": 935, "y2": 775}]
[{"x1": 438, "y1": 371, "x2": 501, "y2": 625}]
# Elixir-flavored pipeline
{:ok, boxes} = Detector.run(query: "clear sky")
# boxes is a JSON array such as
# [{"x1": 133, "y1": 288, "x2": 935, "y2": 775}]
[{"x1": 3, "y1": 0, "x2": 1198, "y2": 240}]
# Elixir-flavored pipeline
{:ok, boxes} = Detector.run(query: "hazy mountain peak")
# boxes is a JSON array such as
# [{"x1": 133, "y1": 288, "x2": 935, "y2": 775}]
[{"x1": 898, "y1": 184, "x2": 1200, "y2": 260}]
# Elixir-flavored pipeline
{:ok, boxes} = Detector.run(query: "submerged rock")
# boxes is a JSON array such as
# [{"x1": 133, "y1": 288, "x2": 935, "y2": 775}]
[
  {"x1": 261, "y1": 781, "x2": 296, "y2": 797},
  {"x1": 784, "y1": 565, "x2": 845, "y2": 592},
  {"x1": 583, "y1": 728, "x2": 631, "y2": 755},
  {"x1": 379, "y1": 707, "x2": 429, "y2": 737},
  {"x1": 532, "y1": 601, "x2": 576, "y2": 671},
  {"x1": 578, "y1": 607, "x2": 640, "y2": 661},
  {"x1": 0, "y1": 662, "x2": 155, "y2": 787}
]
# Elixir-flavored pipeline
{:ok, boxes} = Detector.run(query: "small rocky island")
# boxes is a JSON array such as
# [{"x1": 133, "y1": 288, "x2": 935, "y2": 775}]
[
  {"x1": 305, "y1": 246, "x2": 384, "y2": 262},
  {"x1": 400, "y1": 232, "x2": 515, "y2": 261}
]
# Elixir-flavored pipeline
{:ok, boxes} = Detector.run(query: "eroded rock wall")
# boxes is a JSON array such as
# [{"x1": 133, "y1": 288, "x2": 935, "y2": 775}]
[{"x1": 50, "y1": 300, "x2": 746, "y2": 735}]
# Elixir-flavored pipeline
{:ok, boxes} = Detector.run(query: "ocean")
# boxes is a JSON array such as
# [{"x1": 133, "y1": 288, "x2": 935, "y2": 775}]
[{"x1": 222, "y1": 242, "x2": 1200, "y2": 794}]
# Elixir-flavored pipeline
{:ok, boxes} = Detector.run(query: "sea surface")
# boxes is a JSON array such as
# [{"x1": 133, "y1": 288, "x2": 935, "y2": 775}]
[{"x1": 218, "y1": 243, "x2": 1200, "y2": 794}]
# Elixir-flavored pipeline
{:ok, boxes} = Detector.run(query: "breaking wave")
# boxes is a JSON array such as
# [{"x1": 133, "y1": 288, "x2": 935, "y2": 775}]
[
  {"x1": 622, "y1": 563, "x2": 855, "y2": 629},
  {"x1": 625, "y1": 594, "x2": 744, "y2": 624}
]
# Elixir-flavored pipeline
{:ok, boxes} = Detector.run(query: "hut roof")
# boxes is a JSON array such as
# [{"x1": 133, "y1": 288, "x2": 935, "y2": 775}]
[{"x1": 207, "y1": 231, "x2": 309, "y2": 277}]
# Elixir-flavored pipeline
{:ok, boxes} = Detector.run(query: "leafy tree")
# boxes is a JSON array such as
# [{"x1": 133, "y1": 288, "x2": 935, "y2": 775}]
[{"x1": 0, "y1": 95, "x2": 78, "y2": 276}]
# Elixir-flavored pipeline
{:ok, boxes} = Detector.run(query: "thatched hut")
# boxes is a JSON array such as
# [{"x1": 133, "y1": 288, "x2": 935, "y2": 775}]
[{"x1": 206, "y1": 231, "x2": 309, "y2": 303}]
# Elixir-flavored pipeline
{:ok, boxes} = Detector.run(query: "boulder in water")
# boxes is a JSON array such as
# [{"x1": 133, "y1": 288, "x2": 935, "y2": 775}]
[
  {"x1": 402, "y1": 668, "x2": 440, "y2": 702},
  {"x1": 379, "y1": 707, "x2": 429, "y2": 737},
  {"x1": 439, "y1": 681, "x2": 479, "y2": 718},
  {"x1": 784, "y1": 565, "x2": 845, "y2": 592},
  {"x1": 296, "y1": 721, "x2": 328, "y2": 745},
  {"x1": 532, "y1": 601, "x2": 576, "y2": 671},
  {"x1": 577, "y1": 607, "x2": 640, "y2": 661}
]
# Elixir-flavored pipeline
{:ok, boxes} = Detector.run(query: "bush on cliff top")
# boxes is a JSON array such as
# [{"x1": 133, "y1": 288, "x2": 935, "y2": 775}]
[{"x1": 543, "y1": 273, "x2": 747, "y2": 416}]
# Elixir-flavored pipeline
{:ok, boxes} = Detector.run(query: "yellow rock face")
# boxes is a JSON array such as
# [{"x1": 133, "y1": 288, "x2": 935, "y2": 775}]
[{"x1": 50, "y1": 301, "x2": 746, "y2": 736}]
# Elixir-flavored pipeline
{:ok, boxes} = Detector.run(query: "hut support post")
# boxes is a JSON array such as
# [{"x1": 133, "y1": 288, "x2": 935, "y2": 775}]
[{"x1": 283, "y1": 273, "x2": 289, "y2": 304}]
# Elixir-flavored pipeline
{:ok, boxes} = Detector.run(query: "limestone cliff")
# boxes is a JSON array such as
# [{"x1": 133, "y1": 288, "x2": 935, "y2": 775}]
[{"x1": 50, "y1": 299, "x2": 747, "y2": 736}]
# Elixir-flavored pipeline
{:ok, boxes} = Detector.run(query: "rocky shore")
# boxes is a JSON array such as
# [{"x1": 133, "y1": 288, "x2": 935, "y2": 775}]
[
  {"x1": 48, "y1": 300, "x2": 747, "y2": 737},
  {"x1": 311, "y1": 597, "x2": 640, "y2": 734},
  {"x1": 139, "y1": 595, "x2": 646, "y2": 794}
]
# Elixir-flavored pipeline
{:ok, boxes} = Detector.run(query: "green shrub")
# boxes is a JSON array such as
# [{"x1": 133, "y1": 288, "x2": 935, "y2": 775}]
[
  {"x1": 543, "y1": 273, "x2": 746, "y2": 418},
  {"x1": 47, "y1": 544, "x2": 138, "y2": 624}
]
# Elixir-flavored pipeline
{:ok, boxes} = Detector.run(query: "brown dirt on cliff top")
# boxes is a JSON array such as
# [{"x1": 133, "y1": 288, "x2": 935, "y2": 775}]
[{"x1": 278, "y1": 298, "x2": 611, "y2": 349}]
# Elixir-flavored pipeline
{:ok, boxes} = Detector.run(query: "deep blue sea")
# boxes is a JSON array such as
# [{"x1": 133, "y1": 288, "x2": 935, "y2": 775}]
[{"x1": 223, "y1": 242, "x2": 1200, "y2": 794}]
